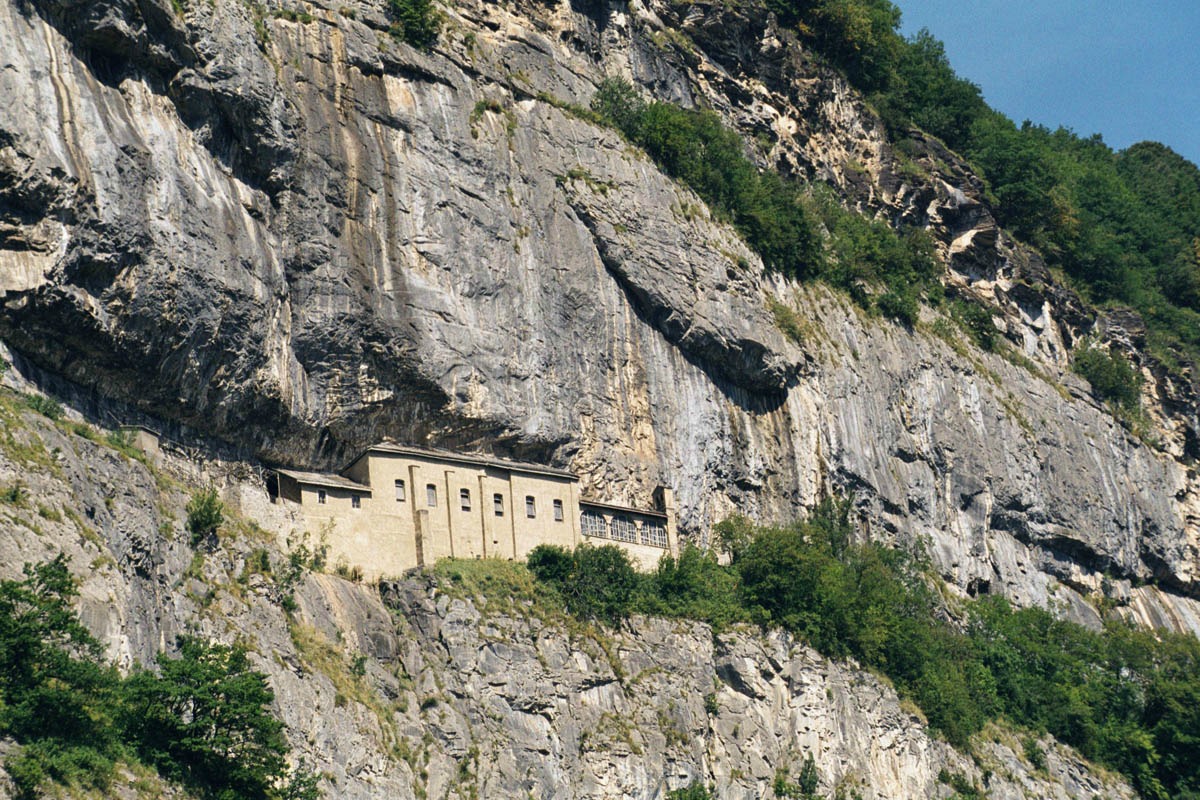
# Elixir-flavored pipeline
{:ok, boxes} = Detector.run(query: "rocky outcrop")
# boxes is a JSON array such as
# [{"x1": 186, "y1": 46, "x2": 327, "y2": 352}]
[{"x1": 0, "y1": 0, "x2": 1197, "y2": 629}]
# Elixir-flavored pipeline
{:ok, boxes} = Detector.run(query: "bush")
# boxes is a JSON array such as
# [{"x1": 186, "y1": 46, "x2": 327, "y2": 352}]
[
  {"x1": 386, "y1": 0, "x2": 440, "y2": 48},
  {"x1": 527, "y1": 543, "x2": 639, "y2": 625},
  {"x1": 591, "y1": 80, "x2": 938, "y2": 319},
  {"x1": 950, "y1": 298, "x2": 999, "y2": 351},
  {"x1": 519, "y1": 502, "x2": 1200, "y2": 798},
  {"x1": 1072, "y1": 343, "x2": 1143, "y2": 410},
  {"x1": 186, "y1": 488, "x2": 224, "y2": 547},
  {"x1": 0, "y1": 556, "x2": 123, "y2": 799},
  {"x1": 0, "y1": 555, "x2": 312, "y2": 800},
  {"x1": 0, "y1": 482, "x2": 27, "y2": 505},
  {"x1": 25, "y1": 394, "x2": 64, "y2": 421}
]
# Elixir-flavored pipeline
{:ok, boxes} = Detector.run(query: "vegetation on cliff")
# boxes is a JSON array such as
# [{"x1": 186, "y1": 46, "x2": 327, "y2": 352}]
[
  {"x1": 591, "y1": 79, "x2": 940, "y2": 325},
  {"x1": 524, "y1": 502, "x2": 1200, "y2": 800},
  {"x1": 0, "y1": 555, "x2": 314, "y2": 800},
  {"x1": 765, "y1": 0, "x2": 1200, "y2": 366}
]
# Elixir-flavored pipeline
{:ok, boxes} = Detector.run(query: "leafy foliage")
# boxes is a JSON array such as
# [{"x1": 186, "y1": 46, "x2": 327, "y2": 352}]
[
  {"x1": 590, "y1": 79, "x2": 939, "y2": 322},
  {"x1": 24, "y1": 394, "x2": 64, "y2": 421},
  {"x1": 593, "y1": 79, "x2": 823, "y2": 280},
  {"x1": 386, "y1": 0, "x2": 440, "y2": 48},
  {"x1": 766, "y1": 0, "x2": 1200, "y2": 364},
  {"x1": 187, "y1": 487, "x2": 224, "y2": 546},
  {"x1": 527, "y1": 543, "x2": 640, "y2": 625},
  {"x1": 0, "y1": 556, "x2": 122, "y2": 798},
  {"x1": 1072, "y1": 343, "x2": 1143, "y2": 410},
  {"x1": 123, "y1": 638, "x2": 287, "y2": 800},
  {"x1": 0, "y1": 554, "x2": 310, "y2": 800},
  {"x1": 522, "y1": 502, "x2": 1200, "y2": 798}
]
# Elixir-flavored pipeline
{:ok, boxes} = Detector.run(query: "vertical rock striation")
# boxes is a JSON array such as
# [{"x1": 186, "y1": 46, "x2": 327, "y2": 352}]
[{"x1": 0, "y1": 0, "x2": 1196, "y2": 626}]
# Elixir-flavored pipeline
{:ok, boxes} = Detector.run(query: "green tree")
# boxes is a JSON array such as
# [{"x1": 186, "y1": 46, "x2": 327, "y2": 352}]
[
  {"x1": 0, "y1": 556, "x2": 123, "y2": 798},
  {"x1": 122, "y1": 637, "x2": 288, "y2": 800},
  {"x1": 1072, "y1": 344, "x2": 1142, "y2": 410}
]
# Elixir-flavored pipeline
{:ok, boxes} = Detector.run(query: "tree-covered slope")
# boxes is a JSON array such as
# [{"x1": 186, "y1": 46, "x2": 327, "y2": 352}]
[{"x1": 766, "y1": 0, "x2": 1200, "y2": 364}]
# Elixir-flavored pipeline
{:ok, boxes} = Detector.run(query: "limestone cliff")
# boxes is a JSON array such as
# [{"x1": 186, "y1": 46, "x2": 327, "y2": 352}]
[
  {"x1": 0, "y1": 401, "x2": 1137, "y2": 797},
  {"x1": 1, "y1": 0, "x2": 1198, "y2": 637}
]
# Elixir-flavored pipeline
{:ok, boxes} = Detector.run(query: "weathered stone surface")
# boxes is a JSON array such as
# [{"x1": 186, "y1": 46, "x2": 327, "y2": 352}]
[
  {"x1": 0, "y1": 406, "x2": 1144, "y2": 797},
  {"x1": 0, "y1": 0, "x2": 1198, "y2": 674}
]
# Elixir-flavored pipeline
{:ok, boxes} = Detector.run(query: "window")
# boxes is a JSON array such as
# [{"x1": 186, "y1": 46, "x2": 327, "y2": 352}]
[
  {"x1": 641, "y1": 520, "x2": 667, "y2": 548},
  {"x1": 525, "y1": 496, "x2": 536, "y2": 518},
  {"x1": 611, "y1": 515, "x2": 637, "y2": 543},
  {"x1": 426, "y1": 484, "x2": 437, "y2": 507},
  {"x1": 351, "y1": 495, "x2": 361, "y2": 509},
  {"x1": 460, "y1": 488, "x2": 471, "y2": 511},
  {"x1": 317, "y1": 489, "x2": 327, "y2": 505},
  {"x1": 581, "y1": 510, "x2": 607, "y2": 538},
  {"x1": 395, "y1": 479, "x2": 406, "y2": 502},
  {"x1": 494, "y1": 493, "x2": 504, "y2": 516},
  {"x1": 553, "y1": 499, "x2": 564, "y2": 522}
]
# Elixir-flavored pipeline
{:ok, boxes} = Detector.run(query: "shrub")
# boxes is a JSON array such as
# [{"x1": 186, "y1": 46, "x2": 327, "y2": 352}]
[
  {"x1": 640, "y1": 544, "x2": 746, "y2": 631},
  {"x1": 950, "y1": 298, "x2": 999, "y2": 351},
  {"x1": 0, "y1": 556, "x2": 122, "y2": 799},
  {"x1": 1, "y1": 482, "x2": 27, "y2": 505},
  {"x1": 1072, "y1": 343, "x2": 1143, "y2": 410},
  {"x1": 0, "y1": 555, "x2": 311, "y2": 799},
  {"x1": 185, "y1": 488, "x2": 224, "y2": 547},
  {"x1": 25, "y1": 394, "x2": 63, "y2": 421},
  {"x1": 527, "y1": 543, "x2": 639, "y2": 625},
  {"x1": 386, "y1": 0, "x2": 440, "y2": 48}
]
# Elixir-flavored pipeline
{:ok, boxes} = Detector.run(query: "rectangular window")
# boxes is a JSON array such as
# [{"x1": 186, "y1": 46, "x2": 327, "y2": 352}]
[
  {"x1": 641, "y1": 520, "x2": 667, "y2": 548},
  {"x1": 525, "y1": 496, "x2": 536, "y2": 518},
  {"x1": 426, "y1": 484, "x2": 437, "y2": 507},
  {"x1": 317, "y1": 489, "x2": 327, "y2": 505},
  {"x1": 460, "y1": 488, "x2": 471, "y2": 511},
  {"x1": 553, "y1": 499, "x2": 564, "y2": 522},
  {"x1": 494, "y1": 493, "x2": 504, "y2": 516},
  {"x1": 395, "y1": 479, "x2": 406, "y2": 502},
  {"x1": 351, "y1": 495, "x2": 361, "y2": 509},
  {"x1": 581, "y1": 510, "x2": 607, "y2": 538},
  {"x1": 611, "y1": 515, "x2": 637, "y2": 543}
]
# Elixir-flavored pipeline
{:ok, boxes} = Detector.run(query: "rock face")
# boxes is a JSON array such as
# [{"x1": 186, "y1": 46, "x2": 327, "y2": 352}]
[
  {"x1": 0, "y1": 0, "x2": 1198, "y2": 668},
  {"x1": 0, "y1": 403, "x2": 1137, "y2": 798}
]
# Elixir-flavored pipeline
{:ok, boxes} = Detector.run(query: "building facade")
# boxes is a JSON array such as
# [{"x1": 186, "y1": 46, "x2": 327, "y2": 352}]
[{"x1": 270, "y1": 444, "x2": 678, "y2": 578}]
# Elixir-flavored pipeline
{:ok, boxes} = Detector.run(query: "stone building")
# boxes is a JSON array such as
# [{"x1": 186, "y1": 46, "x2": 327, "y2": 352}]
[{"x1": 270, "y1": 444, "x2": 678, "y2": 578}]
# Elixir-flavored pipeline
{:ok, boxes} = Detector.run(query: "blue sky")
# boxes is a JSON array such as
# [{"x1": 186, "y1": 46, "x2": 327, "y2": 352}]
[{"x1": 894, "y1": 1, "x2": 1200, "y2": 166}]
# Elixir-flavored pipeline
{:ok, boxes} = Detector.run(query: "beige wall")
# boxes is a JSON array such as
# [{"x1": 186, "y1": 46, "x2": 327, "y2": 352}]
[
  {"x1": 280, "y1": 451, "x2": 673, "y2": 579},
  {"x1": 292, "y1": 484, "x2": 419, "y2": 580},
  {"x1": 508, "y1": 472, "x2": 579, "y2": 559}
]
